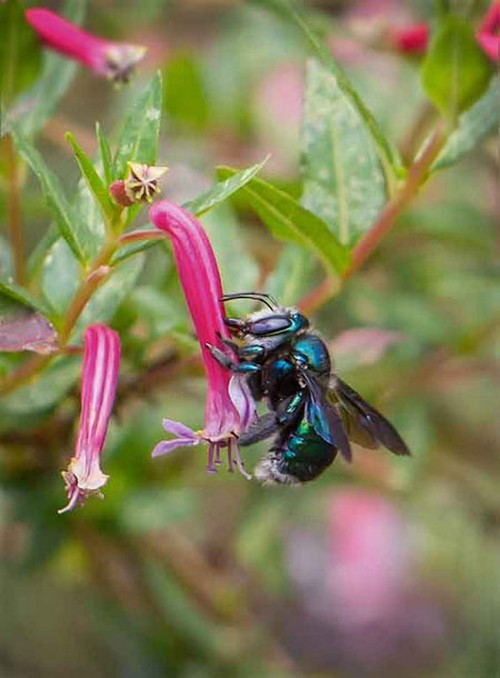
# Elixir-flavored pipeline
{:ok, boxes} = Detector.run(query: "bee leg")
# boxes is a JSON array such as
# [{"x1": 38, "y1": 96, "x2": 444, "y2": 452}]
[
  {"x1": 216, "y1": 333, "x2": 240, "y2": 354},
  {"x1": 206, "y1": 343, "x2": 261, "y2": 374},
  {"x1": 237, "y1": 345, "x2": 266, "y2": 361}
]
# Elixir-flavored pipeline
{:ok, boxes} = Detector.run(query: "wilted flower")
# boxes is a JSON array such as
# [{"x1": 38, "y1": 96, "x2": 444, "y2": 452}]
[
  {"x1": 25, "y1": 7, "x2": 146, "y2": 83},
  {"x1": 110, "y1": 162, "x2": 169, "y2": 206},
  {"x1": 149, "y1": 200, "x2": 255, "y2": 478},
  {"x1": 477, "y1": 1, "x2": 500, "y2": 62},
  {"x1": 59, "y1": 324, "x2": 121, "y2": 513}
]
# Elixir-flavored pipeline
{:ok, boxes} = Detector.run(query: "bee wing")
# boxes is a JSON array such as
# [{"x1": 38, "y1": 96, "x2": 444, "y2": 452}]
[
  {"x1": 335, "y1": 378, "x2": 410, "y2": 456},
  {"x1": 300, "y1": 370, "x2": 352, "y2": 462}
]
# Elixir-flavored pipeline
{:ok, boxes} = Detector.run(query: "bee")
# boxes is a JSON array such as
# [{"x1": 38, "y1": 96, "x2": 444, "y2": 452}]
[{"x1": 207, "y1": 292, "x2": 410, "y2": 485}]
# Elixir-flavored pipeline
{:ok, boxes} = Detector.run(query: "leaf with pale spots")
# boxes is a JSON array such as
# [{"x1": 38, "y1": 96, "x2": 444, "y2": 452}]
[
  {"x1": 113, "y1": 70, "x2": 163, "y2": 179},
  {"x1": 301, "y1": 59, "x2": 386, "y2": 247}
]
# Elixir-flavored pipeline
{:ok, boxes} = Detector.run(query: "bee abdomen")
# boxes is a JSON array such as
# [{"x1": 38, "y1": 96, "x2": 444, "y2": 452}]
[{"x1": 254, "y1": 420, "x2": 337, "y2": 485}]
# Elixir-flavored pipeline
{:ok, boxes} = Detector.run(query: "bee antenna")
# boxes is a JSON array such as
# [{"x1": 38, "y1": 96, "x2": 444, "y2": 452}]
[{"x1": 221, "y1": 292, "x2": 278, "y2": 311}]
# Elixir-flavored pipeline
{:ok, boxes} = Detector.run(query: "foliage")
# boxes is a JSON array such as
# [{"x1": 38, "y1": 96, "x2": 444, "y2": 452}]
[{"x1": 0, "y1": 0, "x2": 498, "y2": 676}]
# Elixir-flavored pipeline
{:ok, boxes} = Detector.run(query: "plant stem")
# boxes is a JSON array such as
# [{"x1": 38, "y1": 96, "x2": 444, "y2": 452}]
[
  {"x1": 119, "y1": 229, "x2": 166, "y2": 244},
  {"x1": 344, "y1": 126, "x2": 446, "y2": 279},
  {"x1": 298, "y1": 276, "x2": 339, "y2": 315},
  {"x1": 5, "y1": 135, "x2": 26, "y2": 285},
  {"x1": 299, "y1": 125, "x2": 447, "y2": 314},
  {"x1": 58, "y1": 240, "x2": 116, "y2": 345},
  {"x1": 0, "y1": 240, "x2": 117, "y2": 396}
]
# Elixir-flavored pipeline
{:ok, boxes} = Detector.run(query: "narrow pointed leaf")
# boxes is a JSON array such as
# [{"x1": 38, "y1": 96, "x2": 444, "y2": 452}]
[
  {"x1": 301, "y1": 59, "x2": 386, "y2": 246},
  {"x1": 184, "y1": 157, "x2": 269, "y2": 216},
  {"x1": 66, "y1": 132, "x2": 116, "y2": 222},
  {"x1": 421, "y1": 15, "x2": 492, "y2": 119},
  {"x1": 0, "y1": 279, "x2": 51, "y2": 315},
  {"x1": 12, "y1": 128, "x2": 93, "y2": 263},
  {"x1": 432, "y1": 78, "x2": 499, "y2": 170},
  {"x1": 217, "y1": 167, "x2": 350, "y2": 276},
  {"x1": 12, "y1": 0, "x2": 85, "y2": 136},
  {"x1": 96, "y1": 122, "x2": 113, "y2": 185},
  {"x1": 114, "y1": 71, "x2": 163, "y2": 178}
]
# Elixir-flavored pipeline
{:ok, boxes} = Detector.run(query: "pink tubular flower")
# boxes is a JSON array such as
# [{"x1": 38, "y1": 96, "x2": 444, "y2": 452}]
[
  {"x1": 477, "y1": 1, "x2": 500, "y2": 62},
  {"x1": 59, "y1": 325, "x2": 121, "y2": 514},
  {"x1": 149, "y1": 200, "x2": 255, "y2": 478},
  {"x1": 389, "y1": 23, "x2": 429, "y2": 54},
  {"x1": 25, "y1": 8, "x2": 146, "y2": 83}
]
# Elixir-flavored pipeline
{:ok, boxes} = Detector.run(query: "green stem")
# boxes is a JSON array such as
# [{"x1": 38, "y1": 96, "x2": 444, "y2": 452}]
[
  {"x1": 5, "y1": 135, "x2": 26, "y2": 285},
  {"x1": 0, "y1": 240, "x2": 117, "y2": 396}
]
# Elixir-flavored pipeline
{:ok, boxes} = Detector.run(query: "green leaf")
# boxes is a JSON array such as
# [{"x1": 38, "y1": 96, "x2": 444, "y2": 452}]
[
  {"x1": 432, "y1": 78, "x2": 499, "y2": 170},
  {"x1": 0, "y1": 279, "x2": 50, "y2": 315},
  {"x1": 0, "y1": 0, "x2": 41, "y2": 115},
  {"x1": 111, "y1": 159, "x2": 270, "y2": 264},
  {"x1": 301, "y1": 59, "x2": 386, "y2": 246},
  {"x1": 421, "y1": 15, "x2": 492, "y2": 119},
  {"x1": 217, "y1": 167, "x2": 350, "y2": 275},
  {"x1": 66, "y1": 132, "x2": 116, "y2": 222},
  {"x1": 113, "y1": 70, "x2": 163, "y2": 179},
  {"x1": 11, "y1": 0, "x2": 85, "y2": 136},
  {"x1": 12, "y1": 128, "x2": 93, "y2": 263},
  {"x1": 163, "y1": 51, "x2": 209, "y2": 132},
  {"x1": 248, "y1": 0, "x2": 401, "y2": 184},
  {"x1": 201, "y1": 204, "x2": 259, "y2": 293},
  {"x1": 41, "y1": 239, "x2": 79, "y2": 317},
  {"x1": 95, "y1": 122, "x2": 113, "y2": 185},
  {"x1": 0, "y1": 356, "x2": 80, "y2": 416},
  {"x1": 74, "y1": 253, "x2": 145, "y2": 337},
  {"x1": 267, "y1": 243, "x2": 320, "y2": 305},
  {"x1": 185, "y1": 157, "x2": 269, "y2": 216}
]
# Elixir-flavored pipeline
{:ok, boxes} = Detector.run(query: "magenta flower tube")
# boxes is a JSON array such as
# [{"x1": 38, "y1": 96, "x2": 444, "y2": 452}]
[
  {"x1": 59, "y1": 324, "x2": 121, "y2": 513},
  {"x1": 389, "y1": 23, "x2": 429, "y2": 55},
  {"x1": 149, "y1": 200, "x2": 255, "y2": 478},
  {"x1": 25, "y1": 8, "x2": 146, "y2": 83},
  {"x1": 477, "y1": 1, "x2": 500, "y2": 62}
]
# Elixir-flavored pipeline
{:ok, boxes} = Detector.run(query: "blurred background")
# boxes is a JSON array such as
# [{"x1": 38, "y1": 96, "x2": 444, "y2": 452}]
[{"x1": 1, "y1": 0, "x2": 499, "y2": 676}]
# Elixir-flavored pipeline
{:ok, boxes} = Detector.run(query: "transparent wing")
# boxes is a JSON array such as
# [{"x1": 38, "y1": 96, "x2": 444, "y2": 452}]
[
  {"x1": 300, "y1": 369, "x2": 352, "y2": 462},
  {"x1": 335, "y1": 378, "x2": 410, "y2": 456}
]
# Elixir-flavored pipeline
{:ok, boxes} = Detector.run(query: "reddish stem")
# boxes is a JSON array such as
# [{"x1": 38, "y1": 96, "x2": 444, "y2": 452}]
[{"x1": 345, "y1": 127, "x2": 446, "y2": 279}]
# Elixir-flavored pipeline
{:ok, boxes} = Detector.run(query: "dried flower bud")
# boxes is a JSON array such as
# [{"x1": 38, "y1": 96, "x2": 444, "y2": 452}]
[{"x1": 123, "y1": 162, "x2": 169, "y2": 204}]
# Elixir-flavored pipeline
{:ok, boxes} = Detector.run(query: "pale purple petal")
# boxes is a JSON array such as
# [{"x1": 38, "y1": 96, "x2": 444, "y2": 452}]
[
  {"x1": 161, "y1": 418, "x2": 198, "y2": 439},
  {"x1": 228, "y1": 375, "x2": 256, "y2": 432},
  {"x1": 152, "y1": 437, "x2": 200, "y2": 458}
]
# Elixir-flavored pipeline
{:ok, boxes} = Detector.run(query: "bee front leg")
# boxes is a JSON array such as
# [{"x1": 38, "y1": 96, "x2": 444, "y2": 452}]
[{"x1": 206, "y1": 343, "x2": 261, "y2": 374}]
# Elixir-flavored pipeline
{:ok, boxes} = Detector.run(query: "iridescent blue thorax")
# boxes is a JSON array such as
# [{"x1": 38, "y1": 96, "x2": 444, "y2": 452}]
[{"x1": 291, "y1": 334, "x2": 331, "y2": 378}]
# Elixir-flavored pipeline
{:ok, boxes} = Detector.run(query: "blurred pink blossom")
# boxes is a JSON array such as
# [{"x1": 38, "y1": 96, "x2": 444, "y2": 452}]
[
  {"x1": 330, "y1": 327, "x2": 404, "y2": 370},
  {"x1": 327, "y1": 489, "x2": 406, "y2": 625},
  {"x1": 388, "y1": 23, "x2": 429, "y2": 54},
  {"x1": 477, "y1": 1, "x2": 500, "y2": 62}
]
